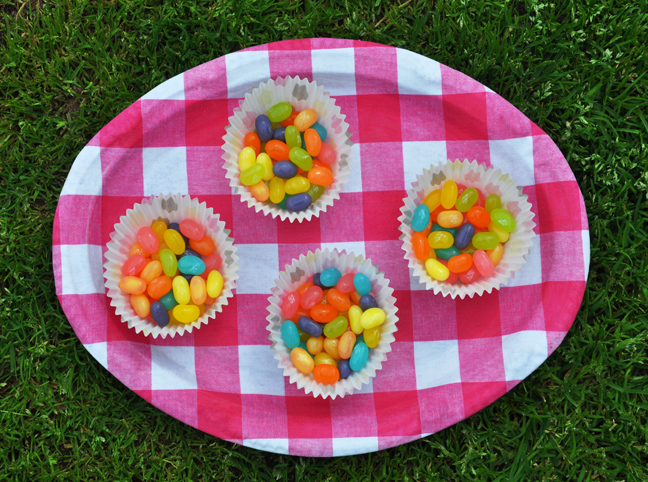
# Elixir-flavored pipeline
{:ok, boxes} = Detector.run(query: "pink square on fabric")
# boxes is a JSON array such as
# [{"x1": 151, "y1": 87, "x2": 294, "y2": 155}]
[
  {"x1": 61, "y1": 294, "x2": 107, "y2": 344},
  {"x1": 289, "y1": 439, "x2": 333, "y2": 457},
  {"x1": 240, "y1": 44, "x2": 268, "y2": 52},
  {"x1": 506, "y1": 380, "x2": 522, "y2": 392},
  {"x1": 320, "y1": 193, "x2": 365, "y2": 242},
  {"x1": 195, "y1": 346, "x2": 240, "y2": 393},
  {"x1": 183, "y1": 56, "x2": 227, "y2": 100},
  {"x1": 141, "y1": 99, "x2": 186, "y2": 147},
  {"x1": 374, "y1": 391, "x2": 421, "y2": 436},
  {"x1": 399, "y1": 95, "x2": 446, "y2": 141},
  {"x1": 99, "y1": 196, "x2": 144, "y2": 246},
  {"x1": 330, "y1": 394, "x2": 378, "y2": 437},
  {"x1": 360, "y1": 142, "x2": 404, "y2": 192},
  {"x1": 372, "y1": 342, "x2": 417, "y2": 392},
  {"x1": 499, "y1": 285, "x2": 545, "y2": 335},
  {"x1": 237, "y1": 294, "x2": 275, "y2": 345},
  {"x1": 458, "y1": 337, "x2": 506, "y2": 382},
  {"x1": 362, "y1": 191, "x2": 406, "y2": 241},
  {"x1": 531, "y1": 122, "x2": 546, "y2": 136},
  {"x1": 277, "y1": 216, "x2": 322, "y2": 244},
  {"x1": 228, "y1": 197, "x2": 278, "y2": 244},
  {"x1": 535, "y1": 181, "x2": 583, "y2": 233},
  {"x1": 440, "y1": 65, "x2": 486, "y2": 95},
  {"x1": 391, "y1": 290, "x2": 412, "y2": 342},
  {"x1": 278, "y1": 243, "x2": 321, "y2": 272},
  {"x1": 443, "y1": 93, "x2": 489, "y2": 141},
  {"x1": 456, "y1": 291, "x2": 502, "y2": 339},
  {"x1": 353, "y1": 40, "x2": 384, "y2": 48},
  {"x1": 546, "y1": 330, "x2": 568, "y2": 356},
  {"x1": 100, "y1": 148, "x2": 144, "y2": 196},
  {"x1": 269, "y1": 50, "x2": 312, "y2": 80},
  {"x1": 364, "y1": 240, "x2": 411, "y2": 292},
  {"x1": 106, "y1": 341, "x2": 151, "y2": 390},
  {"x1": 56, "y1": 195, "x2": 102, "y2": 245},
  {"x1": 354, "y1": 47, "x2": 398, "y2": 95},
  {"x1": 100, "y1": 101, "x2": 143, "y2": 149},
  {"x1": 87, "y1": 132, "x2": 100, "y2": 146},
  {"x1": 542, "y1": 281, "x2": 585, "y2": 332},
  {"x1": 185, "y1": 99, "x2": 229, "y2": 147},
  {"x1": 193, "y1": 297, "x2": 239, "y2": 347},
  {"x1": 356, "y1": 95, "x2": 402, "y2": 143},
  {"x1": 461, "y1": 381, "x2": 507, "y2": 418},
  {"x1": 486, "y1": 92, "x2": 533, "y2": 140},
  {"x1": 134, "y1": 389, "x2": 153, "y2": 403},
  {"x1": 411, "y1": 291, "x2": 457, "y2": 341},
  {"x1": 152, "y1": 390, "x2": 198, "y2": 427},
  {"x1": 269, "y1": 39, "x2": 312, "y2": 50},
  {"x1": 311, "y1": 38, "x2": 354, "y2": 49},
  {"x1": 286, "y1": 396, "x2": 332, "y2": 438},
  {"x1": 418, "y1": 384, "x2": 465, "y2": 434},
  {"x1": 541, "y1": 231, "x2": 585, "y2": 282},
  {"x1": 334, "y1": 96, "x2": 359, "y2": 141},
  {"x1": 241, "y1": 394, "x2": 289, "y2": 439},
  {"x1": 197, "y1": 390, "x2": 243, "y2": 443},
  {"x1": 446, "y1": 140, "x2": 491, "y2": 164},
  {"x1": 186, "y1": 147, "x2": 232, "y2": 195}
]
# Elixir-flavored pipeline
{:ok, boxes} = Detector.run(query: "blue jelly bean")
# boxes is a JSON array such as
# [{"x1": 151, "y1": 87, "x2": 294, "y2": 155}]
[
  {"x1": 431, "y1": 223, "x2": 457, "y2": 237},
  {"x1": 286, "y1": 193, "x2": 312, "y2": 212},
  {"x1": 298, "y1": 316, "x2": 323, "y2": 337},
  {"x1": 320, "y1": 268, "x2": 342, "y2": 287},
  {"x1": 411, "y1": 204, "x2": 431, "y2": 232},
  {"x1": 150, "y1": 301, "x2": 169, "y2": 327},
  {"x1": 160, "y1": 291, "x2": 178, "y2": 310},
  {"x1": 255, "y1": 114, "x2": 273, "y2": 142},
  {"x1": 272, "y1": 126, "x2": 286, "y2": 142},
  {"x1": 435, "y1": 246, "x2": 460, "y2": 261},
  {"x1": 177, "y1": 255, "x2": 206, "y2": 276},
  {"x1": 312, "y1": 272, "x2": 325, "y2": 289},
  {"x1": 273, "y1": 161, "x2": 299, "y2": 179},
  {"x1": 355, "y1": 334, "x2": 364, "y2": 345},
  {"x1": 311, "y1": 122, "x2": 327, "y2": 142},
  {"x1": 454, "y1": 223, "x2": 475, "y2": 250},
  {"x1": 349, "y1": 342, "x2": 369, "y2": 371},
  {"x1": 359, "y1": 294, "x2": 378, "y2": 311},
  {"x1": 353, "y1": 273, "x2": 371, "y2": 296},
  {"x1": 179, "y1": 247, "x2": 202, "y2": 259},
  {"x1": 281, "y1": 320, "x2": 300, "y2": 349},
  {"x1": 337, "y1": 359, "x2": 352, "y2": 379}
]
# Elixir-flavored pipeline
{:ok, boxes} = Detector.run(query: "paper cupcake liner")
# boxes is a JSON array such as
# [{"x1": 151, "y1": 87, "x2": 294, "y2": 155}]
[
  {"x1": 222, "y1": 76, "x2": 354, "y2": 223},
  {"x1": 266, "y1": 249, "x2": 399, "y2": 399},
  {"x1": 104, "y1": 194, "x2": 239, "y2": 338},
  {"x1": 398, "y1": 160, "x2": 536, "y2": 299}
]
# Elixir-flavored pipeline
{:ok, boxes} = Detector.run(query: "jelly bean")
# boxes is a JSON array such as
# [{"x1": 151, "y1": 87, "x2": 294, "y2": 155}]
[
  {"x1": 147, "y1": 275, "x2": 172, "y2": 300},
  {"x1": 306, "y1": 183, "x2": 325, "y2": 203},
  {"x1": 150, "y1": 301, "x2": 169, "y2": 327},
  {"x1": 326, "y1": 288, "x2": 351, "y2": 312},
  {"x1": 296, "y1": 281, "x2": 314, "y2": 297},
  {"x1": 459, "y1": 266, "x2": 481, "y2": 284},
  {"x1": 485, "y1": 194, "x2": 501, "y2": 213},
  {"x1": 121, "y1": 255, "x2": 147, "y2": 277},
  {"x1": 238, "y1": 146, "x2": 257, "y2": 171},
  {"x1": 267, "y1": 102, "x2": 292, "y2": 123},
  {"x1": 284, "y1": 125, "x2": 302, "y2": 149},
  {"x1": 311, "y1": 304, "x2": 338, "y2": 323},
  {"x1": 323, "y1": 316, "x2": 348, "y2": 338},
  {"x1": 285, "y1": 176, "x2": 311, "y2": 195},
  {"x1": 349, "y1": 342, "x2": 369, "y2": 371},
  {"x1": 323, "y1": 337, "x2": 341, "y2": 360},
  {"x1": 338, "y1": 331, "x2": 356, "y2": 359},
  {"x1": 255, "y1": 114, "x2": 273, "y2": 142},
  {"x1": 181, "y1": 273, "x2": 193, "y2": 283},
  {"x1": 437, "y1": 210, "x2": 463, "y2": 228},
  {"x1": 423, "y1": 189, "x2": 442, "y2": 212},
  {"x1": 164, "y1": 229, "x2": 186, "y2": 256},
  {"x1": 167, "y1": 223, "x2": 189, "y2": 245},
  {"x1": 250, "y1": 181, "x2": 270, "y2": 202},
  {"x1": 240, "y1": 163, "x2": 265, "y2": 187},
  {"x1": 178, "y1": 255, "x2": 206, "y2": 276},
  {"x1": 285, "y1": 192, "x2": 308, "y2": 211},
  {"x1": 336, "y1": 273, "x2": 355, "y2": 293},
  {"x1": 151, "y1": 220, "x2": 168, "y2": 244},
  {"x1": 265, "y1": 140, "x2": 290, "y2": 161},
  {"x1": 447, "y1": 253, "x2": 473, "y2": 273},
  {"x1": 353, "y1": 273, "x2": 371, "y2": 296},
  {"x1": 270, "y1": 162, "x2": 295, "y2": 182},
  {"x1": 204, "y1": 294, "x2": 216, "y2": 306},
  {"x1": 486, "y1": 243, "x2": 504, "y2": 266},
  {"x1": 179, "y1": 246, "x2": 201, "y2": 259},
  {"x1": 279, "y1": 193, "x2": 292, "y2": 210},
  {"x1": 359, "y1": 295, "x2": 378, "y2": 311},
  {"x1": 288, "y1": 147, "x2": 313, "y2": 171},
  {"x1": 430, "y1": 204, "x2": 445, "y2": 223},
  {"x1": 412, "y1": 204, "x2": 431, "y2": 232},
  {"x1": 159, "y1": 249, "x2": 177, "y2": 277},
  {"x1": 428, "y1": 248, "x2": 437, "y2": 260},
  {"x1": 206, "y1": 270, "x2": 224, "y2": 299},
  {"x1": 160, "y1": 290, "x2": 178, "y2": 310},
  {"x1": 460, "y1": 243, "x2": 477, "y2": 255},
  {"x1": 281, "y1": 320, "x2": 301, "y2": 349},
  {"x1": 293, "y1": 108, "x2": 317, "y2": 132},
  {"x1": 454, "y1": 223, "x2": 475, "y2": 250},
  {"x1": 337, "y1": 359, "x2": 352, "y2": 379},
  {"x1": 428, "y1": 231, "x2": 454, "y2": 249},
  {"x1": 137, "y1": 227, "x2": 159, "y2": 255},
  {"x1": 473, "y1": 250, "x2": 495, "y2": 277},
  {"x1": 314, "y1": 352, "x2": 337, "y2": 367},
  {"x1": 173, "y1": 304, "x2": 200, "y2": 323},
  {"x1": 269, "y1": 177, "x2": 286, "y2": 204},
  {"x1": 364, "y1": 326, "x2": 380, "y2": 348},
  {"x1": 425, "y1": 258, "x2": 450, "y2": 281},
  {"x1": 490, "y1": 208, "x2": 516, "y2": 232},
  {"x1": 360, "y1": 307, "x2": 386, "y2": 330},
  {"x1": 312, "y1": 273, "x2": 325, "y2": 289},
  {"x1": 313, "y1": 364, "x2": 340, "y2": 384},
  {"x1": 472, "y1": 232, "x2": 500, "y2": 250},
  {"x1": 119, "y1": 276, "x2": 146, "y2": 295},
  {"x1": 435, "y1": 245, "x2": 460, "y2": 261},
  {"x1": 189, "y1": 235, "x2": 215, "y2": 256},
  {"x1": 244, "y1": 132, "x2": 261, "y2": 155},
  {"x1": 300, "y1": 286, "x2": 324, "y2": 310},
  {"x1": 311, "y1": 158, "x2": 331, "y2": 172},
  {"x1": 411, "y1": 232, "x2": 430, "y2": 261},
  {"x1": 317, "y1": 142, "x2": 336, "y2": 165},
  {"x1": 297, "y1": 326, "x2": 310, "y2": 343},
  {"x1": 130, "y1": 294, "x2": 150, "y2": 318},
  {"x1": 256, "y1": 153, "x2": 274, "y2": 181},
  {"x1": 431, "y1": 223, "x2": 458, "y2": 237},
  {"x1": 307, "y1": 167, "x2": 334, "y2": 187},
  {"x1": 140, "y1": 260, "x2": 163, "y2": 284},
  {"x1": 298, "y1": 316, "x2": 323, "y2": 337},
  {"x1": 488, "y1": 221, "x2": 510, "y2": 243},
  {"x1": 272, "y1": 126, "x2": 286, "y2": 142},
  {"x1": 190, "y1": 276, "x2": 207, "y2": 305},
  {"x1": 281, "y1": 291, "x2": 300, "y2": 319},
  {"x1": 348, "y1": 305, "x2": 363, "y2": 335},
  {"x1": 455, "y1": 188, "x2": 478, "y2": 213},
  {"x1": 441, "y1": 180, "x2": 458, "y2": 209},
  {"x1": 320, "y1": 268, "x2": 342, "y2": 287},
  {"x1": 467, "y1": 206, "x2": 491, "y2": 229},
  {"x1": 281, "y1": 110, "x2": 300, "y2": 127},
  {"x1": 306, "y1": 335, "x2": 324, "y2": 355},
  {"x1": 129, "y1": 242, "x2": 149, "y2": 257},
  {"x1": 305, "y1": 121, "x2": 325, "y2": 142},
  {"x1": 304, "y1": 128, "x2": 322, "y2": 157},
  {"x1": 172, "y1": 276, "x2": 191, "y2": 305}
]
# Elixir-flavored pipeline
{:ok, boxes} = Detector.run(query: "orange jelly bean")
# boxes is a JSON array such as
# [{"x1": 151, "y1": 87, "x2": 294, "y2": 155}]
[
  {"x1": 310, "y1": 304, "x2": 338, "y2": 323},
  {"x1": 447, "y1": 253, "x2": 473, "y2": 273},
  {"x1": 323, "y1": 337, "x2": 341, "y2": 360},
  {"x1": 130, "y1": 294, "x2": 150, "y2": 318},
  {"x1": 140, "y1": 260, "x2": 163, "y2": 284},
  {"x1": 326, "y1": 288, "x2": 351, "y2": 312},
  {"x1": 281, "y1": 110, "x2": 300, "y2": 127},
  {"x1": 296, "y1": 281, "x2": 314, "y2": 297},
  {"x1": 129, "y1": 242, "x2": 149, "y2": 257},
  {"x1": 411, "y1": 232, "x2": 430, "y2": 261},
  {"x1": 189, "y1": 235, "x2": 215, "y2": 256},
  {"x1": 349, "y1": 290, "x2": 362, "y2": 306},
  {"x1": 290, "y1": 307, "x2": 311, "y2": 324},
  {"x1": 313, "y1": 364, "x2": 340, "y2": 384},
  {"x1": 337, "y1": 331, "x2": 356, "y2": 359},
  {"x1": 147, "y1": 275, "x2": 172, "y2": 300},
  {"x1": 312, "y1": 159, "x2": 332, "y2": 171},
  {"x1": 467, "y1": 206, "x2": 491, "y2": 228},
  {"x1": 304, "y1": 128, "x2": 322, "y2": 157},
  {"x1": 293, "y1": 109, "x2": 317, "y2": 132},
  {"x1": 119, "y1": 276, "x2": 146, "y2": 295},
  {"x1": 265, "y1": 140, "x2": 291, "y2": 161},
  {"x1": 437, "y1": 210, "x2": 463, "y2": 228},
  {"x1": 307, "y1": 166, "x2": 334, "y2": 187},
  {"x1": 190, "y1": 276, "x2": 207, "y2": 305},
  {"x1": 244, "y1": 132, "x2": 261, "y2": 155}
]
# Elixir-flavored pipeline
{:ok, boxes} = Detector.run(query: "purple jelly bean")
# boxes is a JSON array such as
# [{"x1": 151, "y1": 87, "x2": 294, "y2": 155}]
[
  {"x1": 255, "y1": 114, "x2": 273, "y2": 142},
  {"x1": 298, "y1": 316, "x2": 323, "y2": 337},
  {"x1": 312, "y1": 272, "x2": 325, "y2": 289},
  {"x1": 272, "y1": 126, "x2": 286, "y2": 142},
  {"x1": 286, "y1": 193, "x2": 312, "y2": 212},
  {"x1": 179, "y1": 247, "x2": 202, "y2": 258},
  {"x1": 337, "y1": 359, "x2": 352, "y2": 379},
  {"x1": 273, "y1": 161, "x2": 298, "y2": 179},
  {"x1": 150, "y1": 301, "x2": 169, "y2": 327},
  {"x1": 454, "y1": 223, "x2": 475, "y2": 250},
  {"x1": 359, "y1": 294, "x2": 378, "y2": 311}
]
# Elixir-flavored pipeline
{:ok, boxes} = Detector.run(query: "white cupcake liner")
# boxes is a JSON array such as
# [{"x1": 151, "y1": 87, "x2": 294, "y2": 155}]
[
  {"x1": 266, "y1": 249, "x2": 399, "y2": 399},
  {"x1": 222, "y1": 76, "x2": 354, "y2": 223},
  {"x1": 103, "y1": 194, "x2": 239, "y2": 338},
  {"x1": 398, "y1": 159, "x2": 536, "y2": 299}
]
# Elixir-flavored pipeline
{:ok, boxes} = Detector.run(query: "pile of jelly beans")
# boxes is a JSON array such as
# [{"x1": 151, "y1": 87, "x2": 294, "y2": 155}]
[
  {"x1": 117, "y1": 219, "x2": 225, "y2": 327},
  {"x1": 410, "y1": 181, "x2": 516, "y2": 284},
  {"x1": 238, "y1": 102, "x2": 337, "y2": 212},
  {"x1": 280, "y1": 268, "x2": 386, "y2": 385}
]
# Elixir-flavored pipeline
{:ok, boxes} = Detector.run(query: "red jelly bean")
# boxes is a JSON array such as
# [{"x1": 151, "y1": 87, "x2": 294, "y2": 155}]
[
  {"x1": 121, "y1": 255, "x2": 147, "y2": 276},
  {"x1": 199, "y1": 252, "x2": 222, "y2": 279},
  {"x1": 137, "y1": 227, "x2": 159, "y2": 255},
  {"x1": 179, "y1": 219, "x2": 204, "y2": 241},
  {"x1": 281, "y1": 291, "x2": 300, "y2": 319},
  {"x1": 317, "y1": 142, "x2": 336, "y2": 165},
  {"x1": 281, "y1": 110, "x2": 300, "y2": 127},
  {"x1": 336, "y1": 273, "x2": 355, "y2": 294},
  {"x1": 459, "y1": 266, "x2": 481, "y2": 284},
  {"x1": 301, "y1": 286, "x2": 324, "y2": 310},
  {"x1": 429, "y1": 204, "x2": 445, "y2": 223}
]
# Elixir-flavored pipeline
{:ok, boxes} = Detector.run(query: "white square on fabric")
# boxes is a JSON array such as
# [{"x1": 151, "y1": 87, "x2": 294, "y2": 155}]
[
  {"x1": 141, "y1": 73, "x2": 185, "y2": 100},
  {"x1": 505, "y1": 236, "x2": 542, "y2": 288},
  {"x1": 409, "y1": 269, "x2": 429, "y2": 291},
  {"x1": 151, "y1": 345, "x2": 197, "y2": 390},
  {"x1": 489, "y1": 137, "x2": 535, "y2": 186},
  {"x1": 61, "y1": 146, "x2": 102, "y2": 196},
  {"x1": 235, "y1": 244, "x2": 279, "y2": 294},
  {"x1": 343, "y1": 142, "x2": 362, "y2": 193},
  {"x1": 142, "y1": 147, "x2": 188, "y2": 196},
  {"x1": 238, "y1": 345, "x2": 285, "y2": 396},
  {"x1": 85, "y1": 342, "x2": 108, "y2": 369},
  {"x1": 397, "y1": 49, "x2": 443, "y2": 96},
  {"x1": 402, "y1": 141, "x2": 447, "y2": 190},
  {"x1": 332, "y1": 437, "x2": 379, "y2": 456},
  {"x1": 60, "y1": 244, "x2": 105, "y2": 295},
  {"x1": 582, "y1": 230, "x2": 591, "y2": 280},
  {"x1": 225, "y1": 51, "x2": 271, "y2": 99},
  {"x1": 502, "y1": 331, "x2": 548, "y2": 381},
  {"x1": 414, "y1": 340, "x2": 461, "y2": 389},
  {"x1": 321, "y1": 241, "x2": 366, "y2": 260},
  {"x1": 243, "y1": 438, "x2": 290, "y2": 455},
  {"x1": 312, "y1": 48, "x2": 357, "y2": 96}
]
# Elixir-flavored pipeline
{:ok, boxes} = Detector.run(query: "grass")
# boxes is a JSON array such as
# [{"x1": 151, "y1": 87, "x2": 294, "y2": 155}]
[{"x1": 1, "y1": 0, "x2": 647, "y2": 480}]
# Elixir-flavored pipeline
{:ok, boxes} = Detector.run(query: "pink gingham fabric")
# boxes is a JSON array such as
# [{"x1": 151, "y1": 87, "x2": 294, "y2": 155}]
[{"x1": 53, "y1": 39, "x2": 590, "y2": 457}]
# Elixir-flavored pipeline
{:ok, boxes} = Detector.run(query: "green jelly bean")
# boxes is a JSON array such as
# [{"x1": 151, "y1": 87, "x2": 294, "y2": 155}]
[
  {"x1": 160, "y1": 290, "x2": 178, "y2": 310},
  {"x1": 307, "y1": 183, "x2": 325, "y2": 203},
  {"x1": 490, "y1": 208, "x2": 516, "y2": 232},
  {"x1": 285, "y1": 125, "x2": 302, "y2": 149},
  {"x1": 297, "y1": 326, "x2": 310, "y2": 342},
  {"x1": 472, "y1": 232, "x2": 500, "y2": 250},
  {"x1": 455, "y1": 188, "x2": 478, "y2": 213},
  {"x1": 431, "y1": 223, "x2": 457, "y2": 237},
  {"x1": 240, "y1": 163, "x2": 265, "y2": 186},
  {"x1": 289, "y1": 147, "x2": 313, "y2": 171},
  {"x1": 276, "y1": 194, "x2": 291, "y2": 209},
  {"x1": 435, "y1": 246, "x2": 460, "y2": 261},
  {"x1": 485, "y1": 194, "x2": 501, "y2": 213},
  {"x1": 267, "y1": 102, "x2": 292, "y2": 123},
  {"x1": 159, "y1": 248, "x2": 177, "y2": 277},
  {"x1": 323, "y1": 316, "x2": 348, "y2": 338}
]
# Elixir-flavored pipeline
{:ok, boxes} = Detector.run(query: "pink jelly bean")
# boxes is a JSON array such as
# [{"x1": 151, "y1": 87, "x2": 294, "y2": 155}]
[
  {"x1": 281, "y1": 291, "x2": 300, "y2": 319},
  {"x1": 317, "y1": 142, "x2": 336, "y2": 165},
  {"x1": 475, "y1": 188, "x2": 486, "y2": 208},
  {"x1": 336, "y1": 273, "x2": 355, "y2": 293},
  {"x1": 459, "y1": 266, "x2": 481, "y2": 284},
  {"x1": 300, "y1": 286, "x2": 324, "y2": 310},
  {"x1": 137, "y1": 227, "x2": 159, "y2": 255},
  {"x1": 473, "y1": 250, "x2": 495, "y2": 277},
  {"x1": 179, "y1": 219, "x2": 205, "y2": 241}
]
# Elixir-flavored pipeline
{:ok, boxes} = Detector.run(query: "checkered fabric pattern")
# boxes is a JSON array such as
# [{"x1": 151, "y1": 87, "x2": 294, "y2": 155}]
[{"x1": 53, "y1": 38, "x2": 590, "y2": 457}]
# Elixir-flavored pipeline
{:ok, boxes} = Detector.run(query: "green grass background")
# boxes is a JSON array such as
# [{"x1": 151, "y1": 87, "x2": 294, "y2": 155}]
[{"x1": 1, "y1": 0, "x2": 647, "y2": 480}]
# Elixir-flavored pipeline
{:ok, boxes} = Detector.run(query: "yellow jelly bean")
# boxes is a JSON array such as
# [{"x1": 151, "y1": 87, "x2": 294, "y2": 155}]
[
  {"x1": 323, "y1": 337, "x2": 341, "y2": 360},
  {"x1": 173, "y1": 304, "x2": 200, "y2": 323},
  {"x1": 130, "y1": 294, "x2": 150, "y2": 318},
  {"x1": 291, "y1": 347, "x2": 315, "y2": 373},
  {"x1": 364, "y1": 326, "x2": 380, "y2": 348},
  {"x1": 337, "y1": 331, "x2": 356, "y2": 359},
  {"x1": 206, "y1": 270, "x2": 224, "y2": 298},
  {"x1": 487, "y1": 222, "x2": 510, "y2": 243},
  {"x1": 172, "y1": 275, "x2": 190, "y2": 305},
  {"x1": 486, "y1": 243, "x2": 504, "y2": 266},
  {"x1": 293, "y1": 109, "x2": 317, "y2": 132},
  {"x1": 427, "y1": 231, "x2": 454, "y2": 249},
  {"x1": 238, "y1": 146, "x2": 257, "y2": 171},
  {"x1": 307, "y1": 336, "x2": 324, "y2": 355},
  {"x1": 284, "y1": 176, "x2": 310, "y2": 195},
  {"x1": 436, "y1": 210, "x2": 463, "y2": 228},
  {"x1": 423, "y1": 189, "x2": 442, "y2": 212},
  {"x1": 164, "y1": 229, "x2": 185, "y2": 255},
  {"x1": 425, "y1": 258, "x2": 450, "y2": 281},
  {"x1": 441, "y1": 180, "x2": 458, "y2": 209},
  {"x1": 256, "y1": 153, "x2": 274, "y2": 181},
  {"x1": 360, "y1": 307, "x2": 386, "y2": 330},
  {"x1": 348, "y1": 305, "x2": 363, "y2": 335},
  {"x1": 314, "y1": 352, "x2": 337, "y2": 367},
  {"x1": 119, "y1": 276, "x2": 146, "y2": 295},
  {"x1": 190, "y1": 276, "x2": 206, "y2": 305},
  {"x1": 250, "y1": 181, "x2": 270, "y2": 202},
  {"x1": 269, "y1": 177, "x2": 285, "y2": 204},
  {"x1": 151, "y1": 220, "x2": 168, "y2": 244}
]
